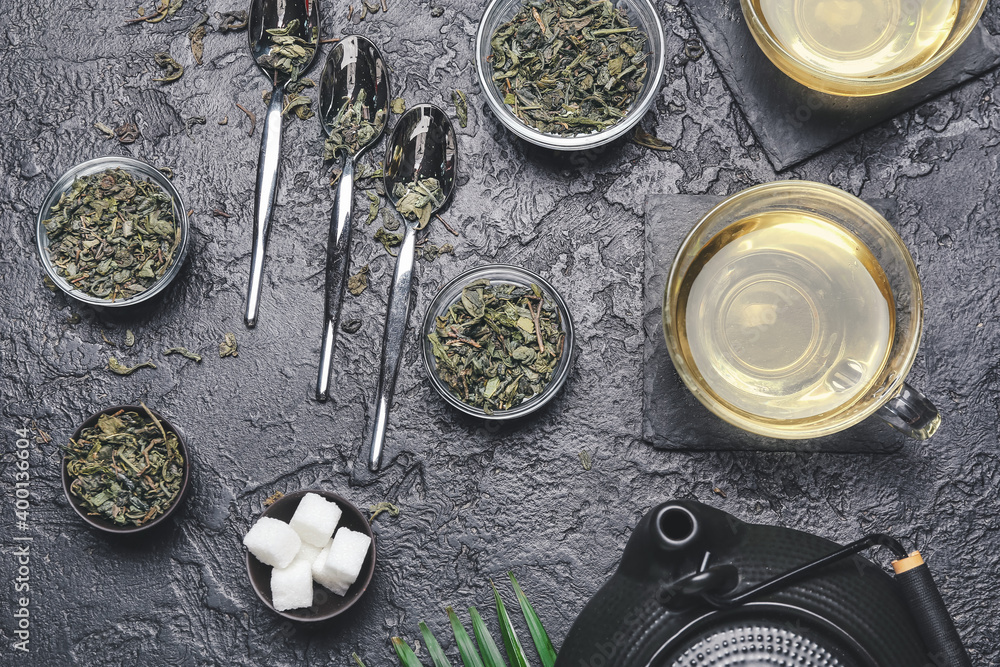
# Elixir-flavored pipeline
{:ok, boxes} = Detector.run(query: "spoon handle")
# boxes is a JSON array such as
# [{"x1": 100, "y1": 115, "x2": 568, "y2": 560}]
[
  {"x1": 316, "y1": 159, "x2": 356, "y2": 401},
  {"x1": 368, "y1": 219, "x2": 417, "y2": 471},
  {"x1": 245, "y1": 80, "x2": 286, "y2": 328}
]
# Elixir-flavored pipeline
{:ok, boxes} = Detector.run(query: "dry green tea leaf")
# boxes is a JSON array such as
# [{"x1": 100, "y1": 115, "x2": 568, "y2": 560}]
[
  {"x1": 152, "y1": 52, "x2": 184, "y2": 82},
  {"x1": 219, "y1": 332, "x2": 238, "y2": 358},
  {"x1": 323, "y1": 89, "x2": 387, "y2": 159},
  {"x1": 631, "y1": 127, "x2": 673, "y2": 151},
  {"x1": 189, "y1": 18, "x2": 207, "y2": 64},
  {"x1": 115, "y1": 122, "x2": 140, "y2": 144},
  {"x1": 108, "y1": 357, "x2": 157, "y2": 375},
  {"x1": 390, "y1": 97, "x2": 406, "y2": 114},
  {"x1": 94, "y1": 122, "x2": 115, "y2": 138},
  {"x1": 368, "y1": 501, "x2": 400, "y2": 522},
  {"x1": 365, "y1": 191, "x2": 380, "y2": 225},
  {"x1": 578, "y1": 450, "x2": 592, "y2": 470},
  {"x1": 341, "y1": 318, "x2": 363, "y2": 334},
  {"x1": 348, "y1": 265, "x2": 370, "y2": 296},
  {"x1": 256, "y1": 19, "x2": 317, "y2": 82},
  {"x1": 164, "y1": 346, "x2": 202, "y2": 362},
  {"x1": 393, "y1": 177, "x2": 444, "y2": 230},
  {"x1": 217, "y1": 10, "x2": 247, "y2": 32},
  {"x1": 375, "y1": 227, "x2": 403, "y2": 256},
  {"x1": 452, "y1": 89, "x2": 468, "y2": 128}
]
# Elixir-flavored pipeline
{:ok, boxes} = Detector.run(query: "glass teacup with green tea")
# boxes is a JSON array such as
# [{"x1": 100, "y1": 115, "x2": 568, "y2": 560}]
[
  {"x1": 663, "y1": 181, "x2": 939, "y2": 440},
  {"x1": 741, "y1": 0, "x2": 988, "y2": 96}
]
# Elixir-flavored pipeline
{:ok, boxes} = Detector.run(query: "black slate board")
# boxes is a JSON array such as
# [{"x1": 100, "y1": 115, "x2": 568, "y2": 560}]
[
  {"x1": 642, "y1": 193, "x2": 908, "y2": 453},
  {"x1": 684, "y1": 0, "x2": 1000, "y2": 170}
]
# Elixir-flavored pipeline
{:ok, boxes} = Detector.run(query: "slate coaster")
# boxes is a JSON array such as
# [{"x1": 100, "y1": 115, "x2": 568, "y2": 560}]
[
  {"x1": 642, "y1": 194, "x2": 907, "y2": 453},
  {"x1": 684, "y1": 1, "x2": 1000, "y2": 170}
]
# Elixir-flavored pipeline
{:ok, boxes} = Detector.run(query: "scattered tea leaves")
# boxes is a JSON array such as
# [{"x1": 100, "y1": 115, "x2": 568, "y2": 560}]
[
  {"x1": 375, "y1": 227, "x2": 403, "y2": 256},
  {"x1": 431, "y1": 6, "x2": 444, "y2": 17},
  {"x1": 393, "y1": 177, "x2": 444, "y2": 229},
  {"x1": 164, "y1": 346, "x2": 203, "y2": 362},
  {"x1": 94, "y1": 122, "x2": 115, "y2": 138},
  {"x1": 323, "y1": 89, "x2": 387, "y2": 159},
  {"x1": 185, "y1": 116, "x2": 207, "y2": 137},
  {"x1": 341, "y1": 318, "x2": 363, "y2": 334},
  {"x1": 219, "y1": 332, "x2": 238, "y2": 358},
  {"x1": 713, "y1": 486, "x2": 727, "y2": 498},
  {"x1": 368, "y1": 501, "x2": 400, "y2": 523},
  {"x1": 125, "y1": 329, "x2": 136, "y2": 347},
  {"x1": 348, "y1": 265, "x2": 370, "y2": 296},
  {"x1": 217, "y1": 10, "x2": 248, "y2": 32},
  {"x1": 64, "y1": 406, "x2": 185, "y2": 527},
  {"x1": 452, "y1": 89, "x2": 468, "y2": 128},
  {"x1": 417, "y1": 242, "x2": 454, "y2": 262},
  {"x1": 41, "y1": 168, "x2": 180, "y2": 301},
  {"x1": 489, "y1": 0, "x2": 650, "y2": 136},
  {"x1": 256, "y1": 19, "x2": 317, "y2": 82},
  {"x1": 684, "y1": 38, "x2": 704, "y2": 61},
  {"x1": 189, "y1": 13, "x2": 208, "y2": 64},
  {"x1": 115, "y1": 121, "x2": 140, "y2": 144},
  {"x1": 66, "y1": 313, "x2": 82, "y2": 325},
  {"x1": 428, "y1": 280, "x2": 565, "y2": 413},
  {"x1": 391, "y1": 97, "x2": 406, "y2": 114},
  {"x1": 365, "y1": 191, "x2": 380, "y2": 225},
  {"x1": 153, "y1": 52, "x2": 184, "y2": 82},
  {"x1": 382, "y1": 208, "x2": 400, "y2": 231},
  {"x1": 108, "y1": 357, "x2": 157, "y2": 376},
  {"x1": 236, "y1": 103, "x2": 256, "y2": 137},
  {"x1": 264, "y1": 490, "x2": 285, "y2": 506},
  {"x1": 632, "y1": 127, "x2": 672, "y2": 151},
  {"x1": 578, "y1": 450, "x2": 592, "y2": 470}
]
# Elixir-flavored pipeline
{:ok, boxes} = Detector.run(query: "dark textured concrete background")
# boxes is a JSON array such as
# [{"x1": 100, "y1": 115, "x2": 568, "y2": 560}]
[{"x1": 1, "y1": 0, "x2": 998, "y2": 665}]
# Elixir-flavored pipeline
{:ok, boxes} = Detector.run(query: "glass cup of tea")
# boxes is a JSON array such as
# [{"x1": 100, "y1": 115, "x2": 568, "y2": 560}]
[
  {"x1": 662, "y1": 180, "x2": 940, "y2": 440},
  {"x1": 740, "y1": 0, "x2": 988, "y2": 96}
]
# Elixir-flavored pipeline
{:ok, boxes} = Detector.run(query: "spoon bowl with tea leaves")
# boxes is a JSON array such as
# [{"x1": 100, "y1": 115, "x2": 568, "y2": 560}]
[
  {"x1": 245, "y1": 0, "x2": 319, "y2": 328},
  {"x1": 367, "y1": 104, "x2": 457, "y2": 472},
  {"x1": 315, "y1": 35, "x2": 389, "y2": 402}
]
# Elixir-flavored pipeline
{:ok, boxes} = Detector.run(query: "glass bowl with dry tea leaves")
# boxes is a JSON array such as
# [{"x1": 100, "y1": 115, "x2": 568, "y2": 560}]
[
  {"x1": 475, "y1": 0, "x2": 666, "y2": 150},
  {"x1": 36, "y1": 156, "x2": 190, "y2": 307},
  {"x1": 62, "y1": 404, "x2": 190, "y2": 534},
  {"x1": 422, "y1": 265, "x2": 575, "y2": 420}
]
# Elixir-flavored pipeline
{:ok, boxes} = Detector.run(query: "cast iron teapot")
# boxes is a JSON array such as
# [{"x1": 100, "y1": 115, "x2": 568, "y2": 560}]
[{"x1": 557, "y1": 500, "x2": 971, "y2": 667}]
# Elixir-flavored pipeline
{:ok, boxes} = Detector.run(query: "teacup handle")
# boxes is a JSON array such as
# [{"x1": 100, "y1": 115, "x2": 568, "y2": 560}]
[{"x1": 876, "y1": 382, "x2": 941, "y2": 440}]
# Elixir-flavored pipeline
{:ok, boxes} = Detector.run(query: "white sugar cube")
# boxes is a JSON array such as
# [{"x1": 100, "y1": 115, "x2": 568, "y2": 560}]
[
  {"x1": 293, "y1": 543, "x2": 322, "y2": 568},
  {"x1": 312, "y1": 541, "x2": 349, "y2": 596},
  {"x1": 243, "y1": 517, "x2": 301, "y2": 568},
  {"x1": 271, "y1": 558, "x2": 313, "y2": 611},
  {"x1": 289, "y1": 493, "x2": 343, "y2": 547},
  {"x1": 322, "y1": 528, "x2": 372, "y2": 584}
]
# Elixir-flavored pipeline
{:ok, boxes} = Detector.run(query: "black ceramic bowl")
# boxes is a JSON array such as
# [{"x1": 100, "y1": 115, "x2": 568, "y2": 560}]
[
  {"x1": 245, "y1": 489, "x2": 376, "y2": 622},
  {"x1": 62, "y1": 405, "x2": 191, "y2": 534}
]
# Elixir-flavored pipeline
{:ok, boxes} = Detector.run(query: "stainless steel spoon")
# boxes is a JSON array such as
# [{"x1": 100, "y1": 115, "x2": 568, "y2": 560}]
[
  {"x1": 367, "y1": 104, "x2": 457, "y2": 471},
  {"x1": 315, "y1": 36, "x2": 389, "y2": 402},
  {"x1": 245, "y1": 0, "x2": 320, "y2": 328}
]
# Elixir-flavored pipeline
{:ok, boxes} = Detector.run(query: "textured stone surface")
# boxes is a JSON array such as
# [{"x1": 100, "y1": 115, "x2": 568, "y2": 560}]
[{"x1": 1, "y1": 0, "x2": 998, "y2": 665}]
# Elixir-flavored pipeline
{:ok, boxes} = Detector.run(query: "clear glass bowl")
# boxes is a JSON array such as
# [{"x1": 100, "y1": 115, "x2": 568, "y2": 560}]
[
  {"x1": 740, "y1": 0, "x2": 988, "y2": 96},
  {"x1": 36, "y1": 156, "x2": 190, "y2": 308},
  {"x1": 475, "y1": 0, "x2": 667, "y2": 151},
  {"x1": 421, "y1": 264, "x2": 575, "y2": 420}
]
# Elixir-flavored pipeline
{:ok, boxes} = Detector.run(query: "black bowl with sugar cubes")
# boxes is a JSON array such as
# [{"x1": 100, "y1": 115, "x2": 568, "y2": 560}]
[{"x1": 244, "y1": 489, "x2": 376, "y2": 621}]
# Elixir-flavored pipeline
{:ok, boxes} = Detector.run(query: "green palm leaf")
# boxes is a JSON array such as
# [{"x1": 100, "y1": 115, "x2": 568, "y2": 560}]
[
  {"x1": 447, "y1": 606, "x2": 486, "y2": 667},
  {"x1": 420, "y1": 621, "x2": 454, "y2": 667},
  {"x1": 392, "y1": 637, "x2": 425, "y2": 667},
  {"x1": 470, "y1": 605, "x2": 507, "y2": 667},
  {"x1": 493, "y1": 580, "x2": 530, "y2": 667},
  {"x1": 508, "y1": 573, "x2": 557, "y2": 667}
]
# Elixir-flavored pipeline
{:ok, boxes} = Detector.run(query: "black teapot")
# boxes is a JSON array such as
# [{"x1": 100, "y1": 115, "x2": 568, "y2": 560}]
[{"x1": 557, "y1": 500, "x2": 970, "y2": 667}]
